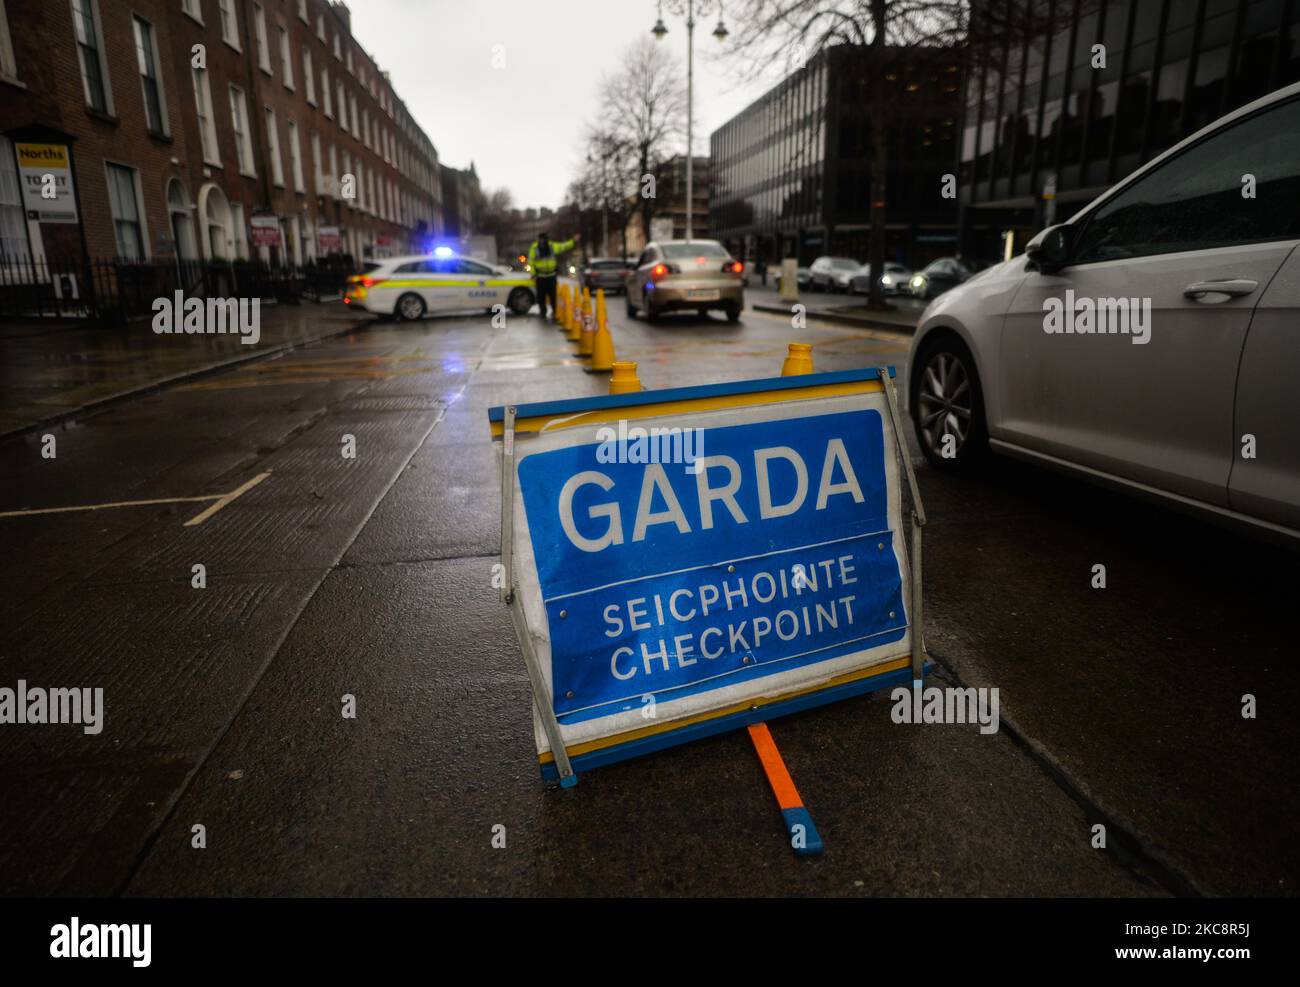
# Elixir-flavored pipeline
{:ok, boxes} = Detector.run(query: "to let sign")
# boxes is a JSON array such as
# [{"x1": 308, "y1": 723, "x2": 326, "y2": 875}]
[
  {"x1": 15, "y1": 143, "x2": 78, "y2": 223},
  {"x1": 250, "y1": 214, "x2": 281, "y2": 247}
]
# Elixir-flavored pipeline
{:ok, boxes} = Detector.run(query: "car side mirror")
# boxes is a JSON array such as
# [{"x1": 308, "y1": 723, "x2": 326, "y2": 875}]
[{"x1": 1025, "y1": 224, "x2": 1072, "y2": 274}]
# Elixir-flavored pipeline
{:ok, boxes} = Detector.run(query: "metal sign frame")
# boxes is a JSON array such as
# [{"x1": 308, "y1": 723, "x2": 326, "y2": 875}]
[{"x1": 492, "y1": 365, "x2": 928, "y2": 786}]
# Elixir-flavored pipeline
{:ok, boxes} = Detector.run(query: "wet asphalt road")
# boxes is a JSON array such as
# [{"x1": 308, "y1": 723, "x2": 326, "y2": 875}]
[{"x1": 0, "y1": 297, "x2": 1294, "y2": 897}]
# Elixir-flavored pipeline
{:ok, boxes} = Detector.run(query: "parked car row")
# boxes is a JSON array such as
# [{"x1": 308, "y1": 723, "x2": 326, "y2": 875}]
[{"x1": 769, "y1": 255, "x2": 977, "y2": 300}]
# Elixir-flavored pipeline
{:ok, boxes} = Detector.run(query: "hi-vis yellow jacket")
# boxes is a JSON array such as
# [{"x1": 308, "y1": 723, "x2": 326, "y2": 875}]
[{"x1": 527, "y1": 238, "x2": 576, "y2": 278}]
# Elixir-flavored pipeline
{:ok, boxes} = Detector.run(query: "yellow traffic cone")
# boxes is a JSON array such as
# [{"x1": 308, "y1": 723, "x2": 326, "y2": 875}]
[
  {"x1": 566, "y1": 290, "x2": 583, "y2": 342},
  {"x1": 781, "y1": 342, "x2": 814, "y2": 376},
  {"x1": 609, "y1": 361, "x2": 641, "y2": 394},
  {"x1": 579, "y1": 290, "x2": 597, "y2": 358},
  {"x1": 557, "y1": 283, "x2": 568, "y2": 327},
  {"x1": 586, "y1": 291, "x2": 615, "y2": 373}
]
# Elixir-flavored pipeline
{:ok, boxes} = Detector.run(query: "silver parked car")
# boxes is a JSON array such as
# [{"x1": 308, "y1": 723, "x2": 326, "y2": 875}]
[
  {"x1": 907, "y1": 81, "x2": 1300, "y2": 544},
  {"x1": 809, "y1": 256, "x2": 862, "y2": 292},
  {"x1": 625, "y1": 239, "x2": 745, "y2": 322},
  {"x1": 851, "y1": 261, "x2": 913, "y2": 296}
]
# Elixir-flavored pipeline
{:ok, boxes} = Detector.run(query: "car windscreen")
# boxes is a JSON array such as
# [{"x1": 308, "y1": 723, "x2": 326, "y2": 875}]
[
  {"x1": 592, "y1": 261, "x2": 626, "y2": 270},
  {"x1": 660, "y1": 243, "x2": 728, "y2": 259},
  {"x1": 831, "y1": 258, "x2": 859, "y2": 269}
]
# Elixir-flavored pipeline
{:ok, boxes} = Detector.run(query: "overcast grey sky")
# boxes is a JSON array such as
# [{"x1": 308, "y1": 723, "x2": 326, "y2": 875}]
[{"x1": 345, "y1": 0, "x2": 775, "y2": 209}]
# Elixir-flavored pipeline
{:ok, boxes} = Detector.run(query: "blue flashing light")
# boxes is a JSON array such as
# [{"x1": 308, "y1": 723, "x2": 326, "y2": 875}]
[{"x1": 433, "y1": 245, "x2": 454, "y2": 258}]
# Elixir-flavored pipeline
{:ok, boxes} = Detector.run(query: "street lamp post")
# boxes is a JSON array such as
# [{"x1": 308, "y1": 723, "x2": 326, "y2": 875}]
[{"x1": 653, "y1": 0, "x2": 727, "y2": 243}]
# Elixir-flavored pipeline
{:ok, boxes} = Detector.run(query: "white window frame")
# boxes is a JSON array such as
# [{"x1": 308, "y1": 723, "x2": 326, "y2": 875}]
[
  {"x1": 253, "y1": 4, "x2": 272, "y2": 75},
  {"x1": 229, "y1": 85, "x2": 255, "y2": 176},
  {"x1": 71, "y1": 0, "x2": 113, "y2": 115},
  {"x1": 341, "y1": 149, "x2": 352, "y2": 208},
  {"x1": 302, "y1": 47, "x2": 316, "y2": 105},
  {"x1": 0, "y1": 0, "x2": 18, "y2": 84},
  {"x1": 265, "y1": 106, "x2": 285, "y2": 187},
  {"x1": 328, "y1": 143, "x2": 339, "y2": 199},
  {"x1": 336, "y1": 80, "x2": 346, "y2": 129},
  {"x1": 104, "y1": 160, "x2": 148, "y2": 260},
  {"x1": 133, "y1": 14, "x2": 169, "y2": 136},
  {"x1": 316, "y1": 13, "x2": 325, "y2": 42},
  {"x1": 229, "y1": 201, "x2": 249, "y2": 260},
  {"x1": 192, "y1": 65, "x2": 220, "y2": 166},
  {"x1": 297, "y1": 0, "x2": 308, "y2": 24},
  {"x1": 287, "y1": 119, "x2": 305, "y2": 193},
  {"x1": 217, "y1": 0, "x2": 240, "y2": 51},
  {"x1": 349, "y1": 94, "x2": 358, "y2": 139},
  {"x1": 310, "y1": 130, "x2": 322, "y2": 195},
  {"x1": 332, "y1": 32, "x2": 341, "y2": 60},
  {"x1": 181, "y1": 0, "x2": 203, "y2": 25},
  {"x1": 0, "y1": 135, "x2": 32, "y2": 262},
  {"x1": 321, "y1": 67, "x2": 332, "y2": 116},
  {"x1": 279, "y1": 26, "x2": 294, "y2": 90}
]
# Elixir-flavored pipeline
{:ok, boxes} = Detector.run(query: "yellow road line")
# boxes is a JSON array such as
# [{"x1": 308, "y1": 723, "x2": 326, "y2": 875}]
[{"x1": 183, "y1": 471, "x2": 272, "y2": 527}]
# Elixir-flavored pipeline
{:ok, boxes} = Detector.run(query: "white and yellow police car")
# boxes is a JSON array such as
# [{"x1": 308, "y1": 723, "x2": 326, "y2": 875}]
[{"x1": 346, "y1": 249, "x2": 536, "y2": 320}]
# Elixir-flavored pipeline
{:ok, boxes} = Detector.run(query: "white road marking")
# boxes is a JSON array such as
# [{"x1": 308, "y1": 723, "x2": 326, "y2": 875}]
[
  {"x1": 183, "y1": 471, "x2": 272, "y2": 527},
  {"x1": 0, "y1": 471, "x2": 272, "y2": 527}
]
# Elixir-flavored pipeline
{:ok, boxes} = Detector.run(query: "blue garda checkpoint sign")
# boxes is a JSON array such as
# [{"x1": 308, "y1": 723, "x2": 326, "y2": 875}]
[{"x1": 488, "y1": 367, "x2": 922, "y2": 782}]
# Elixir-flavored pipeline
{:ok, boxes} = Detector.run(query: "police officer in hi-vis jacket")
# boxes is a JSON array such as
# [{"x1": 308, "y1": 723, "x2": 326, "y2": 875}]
[{"x1": 527, "y1": 230, "x2": 579, "y2": 320}]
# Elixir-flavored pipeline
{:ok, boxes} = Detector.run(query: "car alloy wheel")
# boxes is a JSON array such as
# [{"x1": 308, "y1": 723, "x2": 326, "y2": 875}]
[
  {"x1": 397, "y1": 293, "x2": 426, "y2": 321},
  {"x1": 912, "y1": 337, "x2": 988, "y2": 471}
]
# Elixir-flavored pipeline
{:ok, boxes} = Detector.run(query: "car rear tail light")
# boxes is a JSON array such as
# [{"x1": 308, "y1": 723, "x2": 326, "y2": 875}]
[
  {"x1": 651, "y1": 263, "x2": 680, "y2": 279},
  {"x1": 361, "y1": 276, "x2": 386, "y2": 288},
  {"x1": 722, "y1": 261, "x2": 743, "y2": 274}
]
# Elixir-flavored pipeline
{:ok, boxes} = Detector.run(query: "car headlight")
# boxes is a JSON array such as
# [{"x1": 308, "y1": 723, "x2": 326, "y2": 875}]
[
  {"x1": 881, "y1": 275, "x2": 894, "y2": 285},
  {"x1": 911, "y1": 275, "x2": 925, "y2": 288}
]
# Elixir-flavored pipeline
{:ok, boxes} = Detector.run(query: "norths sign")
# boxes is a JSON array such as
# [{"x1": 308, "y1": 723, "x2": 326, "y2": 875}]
[{"x1": 488, "y1": 367, "x2": 927, "y2": 785}]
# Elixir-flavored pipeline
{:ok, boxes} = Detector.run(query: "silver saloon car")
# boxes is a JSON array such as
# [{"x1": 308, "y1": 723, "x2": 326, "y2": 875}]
[{"x1": 907, "y1": 81, "x2": 1300, "y2": 545}]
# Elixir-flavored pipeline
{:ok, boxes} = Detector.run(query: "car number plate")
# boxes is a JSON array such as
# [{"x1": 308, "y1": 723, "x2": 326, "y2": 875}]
[{"x1": 687, "y1": 289, "x2": 719, "y2": 300}]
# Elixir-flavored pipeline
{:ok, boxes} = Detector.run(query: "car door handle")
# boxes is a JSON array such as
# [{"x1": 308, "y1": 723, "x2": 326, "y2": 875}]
[{"x1": 1183, "y1": 279, "x2": 1258, "y2": 300}]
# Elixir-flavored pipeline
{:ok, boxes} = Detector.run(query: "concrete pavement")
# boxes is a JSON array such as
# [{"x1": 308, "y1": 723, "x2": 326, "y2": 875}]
[
  {"x1": 1, "y1": 296, "x2": 1294, "y2": 896},
  {"x1": 0, "y1": 301, "x2": 369, "y2": 440}
]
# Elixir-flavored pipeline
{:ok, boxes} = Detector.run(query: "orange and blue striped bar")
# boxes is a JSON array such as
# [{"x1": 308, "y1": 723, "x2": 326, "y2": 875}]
[{"x1": 747, "y1": 722, "x2": 824, "y2": 856}]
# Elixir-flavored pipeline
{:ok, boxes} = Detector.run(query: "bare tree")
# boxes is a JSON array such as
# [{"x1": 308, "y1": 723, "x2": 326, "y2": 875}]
[
  {"x1": 573, "y1": 128, "x2": 636, "y2": 259},
  {"x1": 599, "y1": 38, "x2": 688, "y2": 242},
  {"x1": 475, "y1": 187, "x2": 516, "y2": 246},
  {"x1": 720, "y1": 1, "x2": 995, "y2": 308}
]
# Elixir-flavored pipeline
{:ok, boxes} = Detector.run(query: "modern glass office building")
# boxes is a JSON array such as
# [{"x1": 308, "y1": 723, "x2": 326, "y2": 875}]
[
  {"x1": 710, "y1": 45, "x2": 962, "y2": 268},
  {"x1": 959, "y1": 0, "x2": 1300, "y2": 259}
]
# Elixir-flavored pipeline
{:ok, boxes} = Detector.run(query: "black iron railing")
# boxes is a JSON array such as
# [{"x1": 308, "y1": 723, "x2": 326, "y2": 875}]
[{"x1": 0, "y1": 255, "x2": 360, "y2": 325}]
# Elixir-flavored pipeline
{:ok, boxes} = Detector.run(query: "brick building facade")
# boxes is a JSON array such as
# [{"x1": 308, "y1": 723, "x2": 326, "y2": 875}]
[{"x1": 0, "y1": 0, "x2": 453, "y2": 272}]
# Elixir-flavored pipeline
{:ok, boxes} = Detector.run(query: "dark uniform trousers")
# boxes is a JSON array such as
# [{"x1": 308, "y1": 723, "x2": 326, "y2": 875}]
[{"x1": 535, "y1": 275, "x2": 558, "y2": 318}]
